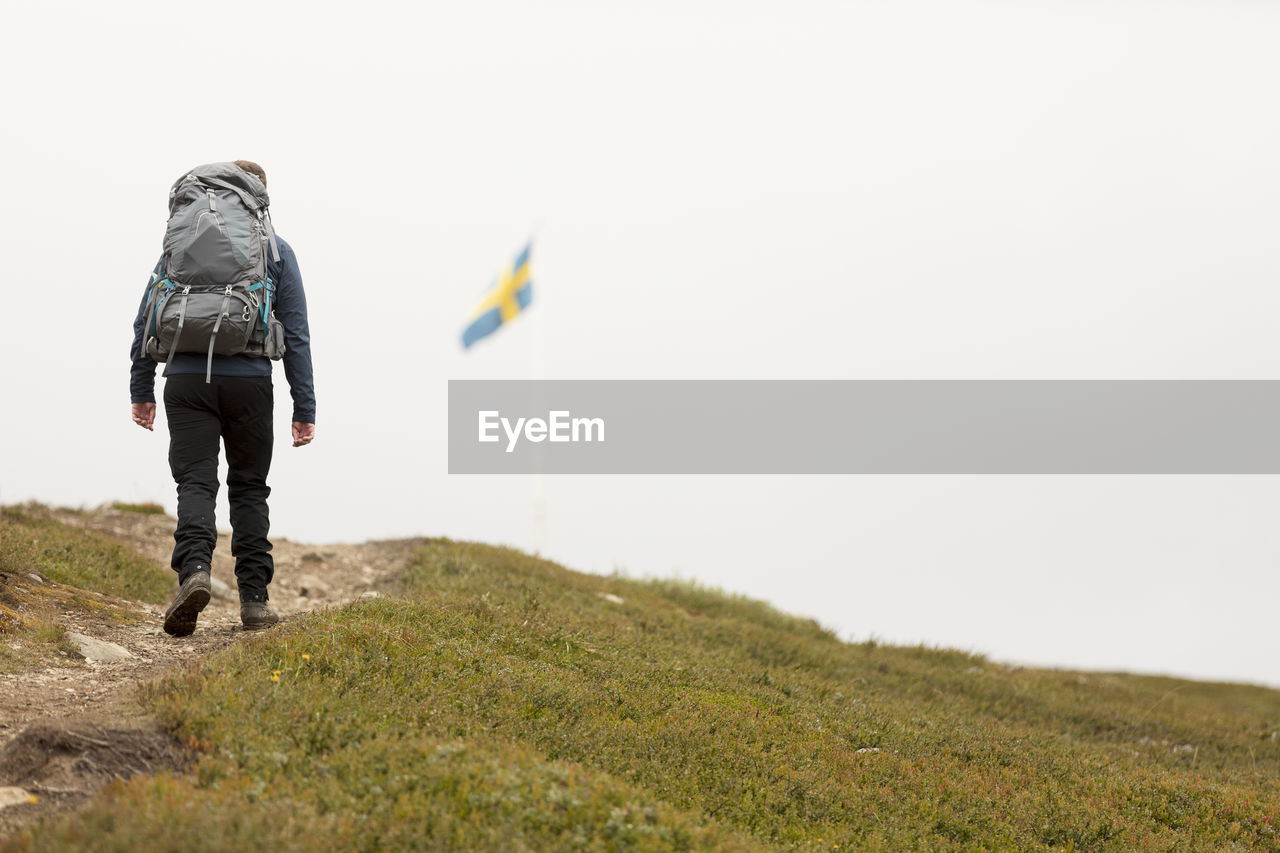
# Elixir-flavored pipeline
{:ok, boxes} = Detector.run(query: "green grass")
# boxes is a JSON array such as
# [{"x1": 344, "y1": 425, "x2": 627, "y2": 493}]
[
  {"x1": 0, "y1": 505, "x2": 170, "y2": 672},
  {"x1": 111, "y1": 501, "x2": 167, "y2": 515},
  {"x1": 7, "y1": 538, "x2": 1280, "y2": 850},
  {"x1": 0, "y1": 603, "x2": 79, "y2": 673},
  {"x1": 0, "y1": 503, "x2": 171, "y2": 604}
]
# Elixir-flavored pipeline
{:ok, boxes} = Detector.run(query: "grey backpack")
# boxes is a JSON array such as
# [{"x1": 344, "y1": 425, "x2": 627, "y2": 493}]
[{"x1": 141, "y1": 162, "x2": 286, "y2": 381}]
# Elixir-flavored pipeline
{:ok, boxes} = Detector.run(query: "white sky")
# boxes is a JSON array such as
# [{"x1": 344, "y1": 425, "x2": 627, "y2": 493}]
[{"x1": 2, "y1": 0, "x2": 1279, "y2": 686}]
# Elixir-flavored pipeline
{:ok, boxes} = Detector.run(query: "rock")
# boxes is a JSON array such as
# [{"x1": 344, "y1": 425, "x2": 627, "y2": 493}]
[
  {"x1": 209, "y1": 576, "x2": 234, "y2": 600},
  {"x1": 0, "y1": 787, "x2": 34, "y2": 810},
  {"x1": 598, "y1": 593, "x2": 625, "y2": 605},
  {"x1": 65, "y1": 632, "x2": 132, "y2": 663},
  {"x1": 297, "y1": 573, "x2": 330, "y2": 600}
]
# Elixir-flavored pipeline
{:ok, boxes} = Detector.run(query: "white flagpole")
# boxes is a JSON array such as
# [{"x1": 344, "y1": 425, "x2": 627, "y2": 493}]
[{"x1": 529, "y1": 230, "x2": 547, "y2": 555}]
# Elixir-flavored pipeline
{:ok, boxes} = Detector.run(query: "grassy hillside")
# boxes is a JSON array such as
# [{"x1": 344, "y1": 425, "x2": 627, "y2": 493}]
[
  {"x1": 0, "y1": 504, "x2": 170, "y2": 671},
  {"x1": 6, "y1": 535, "x2": 1280, "y2": 850},
  {"x1": 0, "y1": 504, "x2": 170, "y2": 604}
]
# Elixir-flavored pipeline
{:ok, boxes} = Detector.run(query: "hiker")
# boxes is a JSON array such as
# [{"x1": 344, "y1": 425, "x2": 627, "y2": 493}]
[{"x1": 128, "y1": 160, "x2": 315, "y2": 637}]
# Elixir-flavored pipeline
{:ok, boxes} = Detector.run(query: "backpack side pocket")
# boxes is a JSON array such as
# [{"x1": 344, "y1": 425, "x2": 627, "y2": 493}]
[{"x1": 264, "y1": 314, "x2": 286, "y2": 360}]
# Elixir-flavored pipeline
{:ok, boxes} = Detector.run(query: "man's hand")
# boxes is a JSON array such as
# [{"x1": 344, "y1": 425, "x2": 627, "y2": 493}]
[
  {"x1": 132, "y1": 402, "x2": 156, "y2": 431},
  {"x1": 292, "y1": 422, "x2": 315, "y2": 448}
]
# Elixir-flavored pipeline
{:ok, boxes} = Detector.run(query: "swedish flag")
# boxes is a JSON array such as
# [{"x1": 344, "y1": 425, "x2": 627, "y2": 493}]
[{"x1": 461, "y1": 244, "x2": 533, "y2": 349}]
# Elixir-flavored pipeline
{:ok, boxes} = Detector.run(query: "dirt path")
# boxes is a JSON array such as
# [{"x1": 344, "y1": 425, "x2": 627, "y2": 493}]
[{"x1": 0, "y1": 505, "x2": 424, "y2": 836}]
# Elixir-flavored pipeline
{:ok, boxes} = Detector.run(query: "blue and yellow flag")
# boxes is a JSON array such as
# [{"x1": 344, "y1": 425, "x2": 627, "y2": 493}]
[{"x1": 461, "y1": 243, "x2": 533, "y2": 349}]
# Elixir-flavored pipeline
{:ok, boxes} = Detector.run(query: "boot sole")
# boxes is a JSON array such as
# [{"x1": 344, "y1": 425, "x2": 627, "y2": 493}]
[{"x1": 163, "y1": 585, "x2": 211, "y2": 637}]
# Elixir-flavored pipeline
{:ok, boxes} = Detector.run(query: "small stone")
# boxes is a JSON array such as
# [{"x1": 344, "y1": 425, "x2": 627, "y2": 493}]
[
  {"x1": 856, "y1": 747, "x2": 881, "y2": 754},
  {"x1": 0, "y1": 787, "x2": 33, "y2": 810},
  {"x1": 297, "y1": 574, "x2": 330, "y2": 599},
  {"x1": 598, "y1": 593, "x2": 625, "y2": 605},
  {"x1": 209, "y1": 576, "x2": 234, "y2": 600},
  {"x1": 65, "y1": 632, "x2": 133, "y2": 663}
]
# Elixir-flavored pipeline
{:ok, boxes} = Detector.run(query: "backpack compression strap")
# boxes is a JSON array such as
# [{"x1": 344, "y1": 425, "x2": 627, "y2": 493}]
[
  {"x1": 263, "y1": 210, "x2": 281, "y2": 262},
  {"x1": 161, "y1": 286, "x2": 191, "y2": 379},
  {"x1": 140, "y1": 283, "x2": 161, "y2": 349},
  {"x1": 205, "y1": 286, "x2": 234, "y2": 384}
]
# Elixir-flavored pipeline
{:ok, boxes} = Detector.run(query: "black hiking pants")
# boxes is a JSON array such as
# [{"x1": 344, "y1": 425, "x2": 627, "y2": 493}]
[{"x1": 164, "y1": 375, "x2": 274, "y2": 602}]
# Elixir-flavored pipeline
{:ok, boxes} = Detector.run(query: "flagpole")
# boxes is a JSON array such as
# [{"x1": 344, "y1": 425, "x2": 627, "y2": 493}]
[{"x1": 529, "y1": 231, "x2": 547, "y2": 555}]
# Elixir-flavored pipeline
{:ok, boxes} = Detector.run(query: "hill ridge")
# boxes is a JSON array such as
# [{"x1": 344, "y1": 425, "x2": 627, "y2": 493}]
[{"x1": 2, "y1": 503, "x2": 1279, "y2": 850}]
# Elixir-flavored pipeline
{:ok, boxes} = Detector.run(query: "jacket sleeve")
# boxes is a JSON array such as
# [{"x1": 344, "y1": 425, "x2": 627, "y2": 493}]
[
  {"x1": 275, "y1": 241, "x2": 316, "y2": 424},
  {"x1": 129, "y1": 257, "x2": 164, "y2": 404}
]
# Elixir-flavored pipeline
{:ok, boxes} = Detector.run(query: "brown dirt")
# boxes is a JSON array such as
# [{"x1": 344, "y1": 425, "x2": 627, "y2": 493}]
[
  {"x1": 0, "y1": 719, "x2": 191, "y2": 832},
  {"x1": 0, "y1": 504, "x2": 424, "y2": 837}
]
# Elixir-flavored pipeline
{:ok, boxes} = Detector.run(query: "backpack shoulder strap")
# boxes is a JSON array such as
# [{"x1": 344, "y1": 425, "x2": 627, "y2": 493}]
[{"x1": 262, "y1": 210, "x2": 281, "y2": 262}]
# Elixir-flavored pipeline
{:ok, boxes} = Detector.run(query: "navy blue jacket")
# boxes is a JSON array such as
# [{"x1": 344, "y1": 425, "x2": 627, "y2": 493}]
[{"x1": 130, "y1": 236, "x2": 316, "y2": 424}]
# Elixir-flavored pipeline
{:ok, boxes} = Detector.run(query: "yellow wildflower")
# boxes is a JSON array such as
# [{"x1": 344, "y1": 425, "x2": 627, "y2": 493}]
[
  {"x1": 301, "y1": 654, "x2": 311, "y2": 660},
  {"x1": 269, "y1": 674, "x2": 279, "y2": 683},
  {"x1": 27, "y1": 795, "x2": 38, "y2": 804}
]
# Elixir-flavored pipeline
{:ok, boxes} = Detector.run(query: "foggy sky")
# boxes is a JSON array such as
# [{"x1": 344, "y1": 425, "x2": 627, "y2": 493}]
[{"x1": 2, "y1": 0, "x2": 1279, "y2": 685}]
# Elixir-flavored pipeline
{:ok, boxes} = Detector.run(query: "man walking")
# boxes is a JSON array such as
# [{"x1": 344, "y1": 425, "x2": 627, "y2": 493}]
[{"x1": 129, "y1": 160, "x2": 315, "y2": 636}]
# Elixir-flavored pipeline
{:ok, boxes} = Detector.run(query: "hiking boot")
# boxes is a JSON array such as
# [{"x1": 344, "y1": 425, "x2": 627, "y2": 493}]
[
  {"x1": 163, "y1": 570, "x2": 211, "y2": 637},
  {"x1": 241, "y1": 600, "x2": 279, "y2": 630}
]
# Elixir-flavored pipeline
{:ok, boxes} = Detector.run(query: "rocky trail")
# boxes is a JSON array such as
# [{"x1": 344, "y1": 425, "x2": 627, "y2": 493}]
[{"x1": 0, "y1": 506, "x2": 424, "y2": 837}]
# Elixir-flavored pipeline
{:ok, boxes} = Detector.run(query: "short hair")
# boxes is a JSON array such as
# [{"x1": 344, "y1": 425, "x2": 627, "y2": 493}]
[{"x1": 235, "y1": 160, "x2": 267, "y2": 187}]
